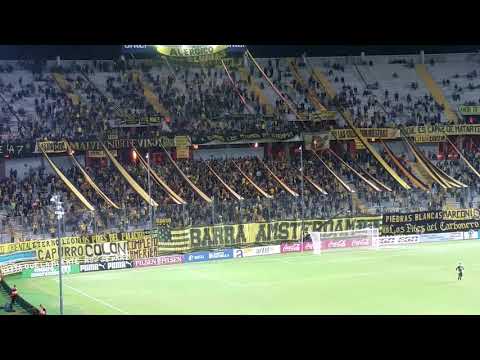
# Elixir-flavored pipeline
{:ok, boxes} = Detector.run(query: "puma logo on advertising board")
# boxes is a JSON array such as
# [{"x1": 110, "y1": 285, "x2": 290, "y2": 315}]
[
  {"x1": 80, "y1": 263, "x2": 101, "y2": 272},
  {"x1": 106, "y1": 261, "x2": 133, "y2": 270}
]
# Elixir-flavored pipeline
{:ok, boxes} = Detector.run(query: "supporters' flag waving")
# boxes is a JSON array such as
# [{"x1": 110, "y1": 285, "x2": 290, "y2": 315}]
[{"x1": 152, "y1": 219, "x2": 172, "y2": 242}]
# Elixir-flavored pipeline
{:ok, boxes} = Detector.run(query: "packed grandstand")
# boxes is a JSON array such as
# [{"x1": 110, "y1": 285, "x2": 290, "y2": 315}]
[
  {"x1": 0, "y1": 49, "x2": 479, "y2": 240},
  {"x1": 2, "y1": 45, "x2": 480, "y2": 314}
]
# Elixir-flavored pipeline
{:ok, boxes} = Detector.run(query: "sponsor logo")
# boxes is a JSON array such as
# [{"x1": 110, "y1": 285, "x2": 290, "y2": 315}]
[
  {"x1": 30, "y1": 265, "x2": 73, "y2": 277},
  {"x1": 80, "y1": 263, "x2": 105, "y2": 273},
  {"x1": 419, "y1": 232, "x2": 463, "y2": 242},
  {"x1": 208, "y1": 250, "x2": 233, "y2": 260},
  {"x1": 380, "y1": 235, "x2": 419, "y2": 246},
  {"x1": 133, "y1": 255, "x2": 183, "y2": 268},
  {"x1": 352, "y1": 239, "x2": 371, "y2": 247},
  {"x1": 302, "y1": 242, "x2": 313, "y2": 251},
  {"x1": 106, "y1": 261, "x2": 133, "y2": 270},
  {"x1": 327, "y1": 240, "x2": 346, "y2": 248},
  {"x1": 233, "y1": 249, "x2": 244, "y2": 258},
  {"x1": 183, "y1": 252, "x2": 209, "y2": 263},
  {"x1": 280, "y1": 243, "x2": 301, "y2": 253}
]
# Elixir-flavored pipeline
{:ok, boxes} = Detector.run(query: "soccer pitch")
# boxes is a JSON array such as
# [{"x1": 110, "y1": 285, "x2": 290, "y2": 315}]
[{"x1": 7, "y1": 240, "x2": 480, "y2": 315}]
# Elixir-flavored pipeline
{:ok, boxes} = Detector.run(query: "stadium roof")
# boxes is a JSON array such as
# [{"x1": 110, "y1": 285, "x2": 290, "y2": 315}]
[{"x1": 0, "y1": 45, "x2": 479, "y2": 60}]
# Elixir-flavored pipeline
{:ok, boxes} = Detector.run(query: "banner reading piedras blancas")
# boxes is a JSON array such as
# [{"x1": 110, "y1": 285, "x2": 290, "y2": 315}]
[{"x1": 382, "y1": 209, "x2": 480, "y2": 235}]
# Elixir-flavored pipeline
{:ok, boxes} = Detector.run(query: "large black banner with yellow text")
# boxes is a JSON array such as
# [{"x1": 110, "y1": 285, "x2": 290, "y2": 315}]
[
  {"x1": 382, "y1": 209, "x2": 480, "y2": 235},
  {"x1": 189, "y1": 216, "x2": 382, "y2": 248}
]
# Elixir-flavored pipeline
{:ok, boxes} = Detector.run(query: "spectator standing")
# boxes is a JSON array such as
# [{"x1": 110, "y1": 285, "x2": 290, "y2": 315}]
[{"x1": 10, "y1": 285, "x2": 18, "y2": 305}]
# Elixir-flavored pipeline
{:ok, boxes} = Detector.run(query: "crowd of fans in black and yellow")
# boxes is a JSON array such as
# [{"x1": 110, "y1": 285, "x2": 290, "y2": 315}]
[{"x1": 0, "y1": 57, "x2": 479, "y2": 241}]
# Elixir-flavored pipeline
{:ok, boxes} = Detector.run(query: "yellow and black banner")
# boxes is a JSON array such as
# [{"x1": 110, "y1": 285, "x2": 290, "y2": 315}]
[
  {"x1": 102, "y1": 143, "x2": 159, "y2": 207},
  {"x1": 413, "y1": 134, "x2": 447, "y2": 143},
  {"x1": 41, "y1": 148, "x2": 96, "y2": 211},
  {"x1": 459, "y1": 105, "x2": 480, "y2": 116},
  {"x1": 189, "y1": 216, "x2": 382, "y2": 247},
  {"x1": 174, "y1": 136, "x2": 191, "y2": 147},
  {"x1": 298, "y1": 111, "x2": 337, "y2": 121},
  {"x1": 330, "y1": 128, "x2": 400, "y2": 141},
  {"x1": 35, "y1": 140, "x2": 68, "y2": 154},
  {"x1": 176, "y1": 147, "x2": 190, "y2": 159},
  {"x1": 69, "y1": 148, "x2": 120, "y2": 209},
  {"x1": 382, "y1": 209, "x2": 480, "y2": 235},
  {"x1": 0, "y1": 228, "x2": 190, "y2": 261},
  {"x1": 404, "y1": 124, "x2": 480, "y2": 138}
]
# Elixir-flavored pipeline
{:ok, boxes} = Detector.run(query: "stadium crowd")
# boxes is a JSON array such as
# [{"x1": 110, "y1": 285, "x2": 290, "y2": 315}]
[
  {"x1": 0, "y1": 54, "x2": 480, "y2": 242},
  {"x1": 2, "y1": 143, "x2": 478, "y2": 241}
]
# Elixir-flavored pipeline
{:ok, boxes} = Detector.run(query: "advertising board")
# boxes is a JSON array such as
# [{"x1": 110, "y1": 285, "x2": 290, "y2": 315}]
[
  {"x1": 379, "y1": 235, "x2": 419, "y2": 247},
  {"x1": 22, "y1": 264, "x2": 79, "y2": 278},
  {"x1": 183, "y1": 251, "x2": 210, "y2": 263},
  {"x1": 133, "y1": 255, "x2": 183, "y2": 268},
  {"x1": 418, "y1": 232, "x2": 464, "y2": 242},
  {"x1": 208, "y1": 249, "x2": 233, "y2": 261},
  {"x1": 233, "y1": 245, "x2": 281, "y2": 258}
]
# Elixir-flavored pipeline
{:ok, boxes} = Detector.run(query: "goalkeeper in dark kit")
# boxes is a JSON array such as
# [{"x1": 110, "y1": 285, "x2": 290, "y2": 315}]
[{"x1": 456, "y1": 262, "x2": 464, "y2": 281}]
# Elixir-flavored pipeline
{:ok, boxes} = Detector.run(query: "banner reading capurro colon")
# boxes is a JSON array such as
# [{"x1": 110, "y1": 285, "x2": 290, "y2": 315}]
[{"x1": 133, "y1": 255, "x2": 183, "y2": 268}]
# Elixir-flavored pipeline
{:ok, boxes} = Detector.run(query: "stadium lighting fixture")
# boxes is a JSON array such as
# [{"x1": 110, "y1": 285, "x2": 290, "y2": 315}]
[
  {"x1": 300, "y1": 145, "x2": 305, "y2": 252},
  {"x1": 50, "y1": 194, "x2": 65, "y2": 315},
  {"x1": 146, "y1": 151, "x2": 153, "y2": 229}
]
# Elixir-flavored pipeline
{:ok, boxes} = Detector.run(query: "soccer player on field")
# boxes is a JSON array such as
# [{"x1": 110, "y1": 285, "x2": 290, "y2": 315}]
[{"x1": 456, "y1": 262, "x2": 464, "y2": 281}]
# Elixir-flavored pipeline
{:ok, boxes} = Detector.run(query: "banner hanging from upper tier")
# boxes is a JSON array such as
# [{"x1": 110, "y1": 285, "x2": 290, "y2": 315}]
[
  {"x1": 382, "y1": 209, "x2": 480, "y2": 235},
  {"x1": 330, "y1": 128, "x2": 400, "y2": 141},
  {"x1": 458, "y1": 105, "x2": 480, "y2": 116}
]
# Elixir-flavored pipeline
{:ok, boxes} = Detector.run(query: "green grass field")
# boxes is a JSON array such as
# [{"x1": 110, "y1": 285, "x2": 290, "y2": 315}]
[{"x1": 5, "y1": 240, "x2": 480, "y2": 315}]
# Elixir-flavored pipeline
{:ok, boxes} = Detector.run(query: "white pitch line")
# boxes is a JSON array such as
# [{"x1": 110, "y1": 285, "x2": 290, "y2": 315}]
[{"x1": 54, "y1": 279, "x2": 129, "y2": 315}]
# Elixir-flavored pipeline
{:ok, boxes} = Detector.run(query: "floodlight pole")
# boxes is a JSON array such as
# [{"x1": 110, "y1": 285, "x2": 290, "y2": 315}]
[
  {"x1": 300, "y1": 144, "x2": 305, "y2": 253},
  {"x1": 52, "y1": 194, "x2": 65, "y2": 315},
  {"x1": 146, "y1": 151, "x2": 153, "y2": 229}
]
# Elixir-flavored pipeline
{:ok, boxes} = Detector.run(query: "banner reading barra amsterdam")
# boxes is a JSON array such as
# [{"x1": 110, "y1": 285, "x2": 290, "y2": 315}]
[
  {"x1": 189, "y1": 216, "x2": 382, "y2": 248},
  {"x1": 382, "y1": 209, "x2": 480, "y2": 235}
]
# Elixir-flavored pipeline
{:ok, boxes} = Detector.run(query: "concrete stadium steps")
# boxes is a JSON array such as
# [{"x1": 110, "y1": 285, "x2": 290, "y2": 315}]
[
  {"x1": 409, "y1": 162, "x2": 434, "y2": 187},
  {"x1": 363, "y1": 63, "x2": 438, "y2": 123},
  {"x1": 311, "y1": 67, "x2": 338, "y2": 99},
  {"x1": 131, "y1": 70, "x2": 170, "y2": 118},
  {"x1": 426, "y1": 61, "x2": 480, "y2": 111},
  {"x1": 354, "y1": 64, "x2": 378, "y2": 87},
  {"x1": 52, "y1": 73, "x2": 81, "y2": 106},
  {"x1": 288, "y1": 60, "x2": 327, "y2": 112},
  {"x1": 248, "y1": 59, "x2": 283, "y2": 112},
  {"x1": 415, "y1": 64, "x2": 459, "y2": 124},
  {"x1": 238, "y1": 65, "x2": 274, "y2": 114}
]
